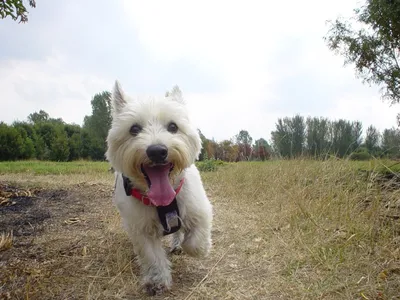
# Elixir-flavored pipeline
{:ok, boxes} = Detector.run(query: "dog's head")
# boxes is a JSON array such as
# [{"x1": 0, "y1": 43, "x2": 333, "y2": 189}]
[{"x1": 106, "y1": 81, "x2": 201, "y2": 205}]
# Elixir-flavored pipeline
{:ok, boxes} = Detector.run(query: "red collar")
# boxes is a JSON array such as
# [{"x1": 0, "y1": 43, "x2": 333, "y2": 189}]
[{"x1": 130, "y1": 178, "x2": 185, "y2": 206}]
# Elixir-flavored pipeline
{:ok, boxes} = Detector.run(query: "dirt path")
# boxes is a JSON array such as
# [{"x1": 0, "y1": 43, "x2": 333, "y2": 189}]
[{"x1": 0, "y1": 177, "x2": 278, "y2": 300}]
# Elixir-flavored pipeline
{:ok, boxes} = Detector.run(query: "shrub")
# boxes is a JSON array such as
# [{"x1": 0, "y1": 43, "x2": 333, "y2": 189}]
[
  {"x1": 349, "y1": 150, "x2": 371, "y2": 161},
  {"x1": 196, "y1": 159, "x2": 225, "y2": 172}
]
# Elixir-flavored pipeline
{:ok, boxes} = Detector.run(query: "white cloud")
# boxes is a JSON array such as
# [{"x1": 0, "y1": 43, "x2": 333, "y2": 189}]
[
  {"x1": 327, "y1": 93, "x2": 399, "y2": 132},
  {"x1": 0, "y1": 54, "x2": 111, "y2": 125}
]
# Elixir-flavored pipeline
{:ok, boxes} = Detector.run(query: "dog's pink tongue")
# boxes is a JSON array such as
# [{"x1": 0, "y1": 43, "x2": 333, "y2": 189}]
[{"x1": 143, "y1": 164, "x2": 175, "y2": 206}]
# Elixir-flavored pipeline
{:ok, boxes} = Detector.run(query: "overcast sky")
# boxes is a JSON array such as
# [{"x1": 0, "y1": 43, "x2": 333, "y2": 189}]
[{"x1": 1, "y1": 0, "x2": 398, "y2": 142}]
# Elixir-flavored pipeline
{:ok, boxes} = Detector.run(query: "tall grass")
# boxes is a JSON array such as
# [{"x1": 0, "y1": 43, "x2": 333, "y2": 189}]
[{"x1": 0, "y1": 160, "x2": 109, "y2": 175}]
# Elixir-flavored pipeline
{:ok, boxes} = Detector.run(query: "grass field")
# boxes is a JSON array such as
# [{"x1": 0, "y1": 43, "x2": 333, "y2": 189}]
[{"x1": 0, "y1": 159, "x2": 399, "y2": 299}]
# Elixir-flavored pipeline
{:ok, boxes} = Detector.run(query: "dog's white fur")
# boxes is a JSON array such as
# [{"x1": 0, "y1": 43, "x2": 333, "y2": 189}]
[{"x1": 106, "y1": 81, "x2": 213, "y2": 295}]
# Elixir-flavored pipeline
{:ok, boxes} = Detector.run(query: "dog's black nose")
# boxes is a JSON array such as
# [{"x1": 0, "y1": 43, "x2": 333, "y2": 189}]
[{"x1": 146, "y1": 144, "x2": 168, "y2": 163}]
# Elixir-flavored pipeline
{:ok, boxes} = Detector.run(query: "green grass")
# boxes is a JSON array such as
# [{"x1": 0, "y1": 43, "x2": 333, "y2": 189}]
[
  {"x1": 352, "y1": 158, "x2": 400, "y2": 174},
  {"x1": 0, "y1": 160, "x2": 110, "y2": 175},
  {"x1": 0, "y1": 158, "x2": 398, "y2": 176}
]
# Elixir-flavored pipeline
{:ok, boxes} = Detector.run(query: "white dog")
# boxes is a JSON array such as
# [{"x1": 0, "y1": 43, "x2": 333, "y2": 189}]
[{"x1": 106, "y1": 81, "x2": 213, "y2": 296}]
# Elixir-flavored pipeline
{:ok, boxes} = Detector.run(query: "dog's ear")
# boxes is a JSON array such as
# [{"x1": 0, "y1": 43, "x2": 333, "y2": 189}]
[
  {"x1": 167, "y1": 85, "x2": 185, "y2": 104},
  {"x1": 112, "y1": 80, "x2": 127, "y2": 114}
]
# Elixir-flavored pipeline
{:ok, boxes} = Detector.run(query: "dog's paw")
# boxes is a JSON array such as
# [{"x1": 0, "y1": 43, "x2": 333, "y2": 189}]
[
  {"x1": 144, "y1": 282, "x2": 169, "y2": 296},
  {"x1": 142, "y1": 269, "x2": 172, "y2": 296}
]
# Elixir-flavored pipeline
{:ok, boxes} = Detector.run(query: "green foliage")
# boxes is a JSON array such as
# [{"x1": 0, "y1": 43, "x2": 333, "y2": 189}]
[
  {"x1": 22, "y1": 137, "x2": 36, "y2": 159},
  {"x1": 68, "y1": 133, "x2": 82, "y2": 161},
  {"x1": 271, "y1": 116, "x2": 368, "y2": 159},
  {"x1": 1, "y1": 84, "x2": 399, "y2": 164},
  {"x1": 0, "y1": 0, "x2": 36, "y2": 23},
  {"x1": 290, "y1": 115, "x2": 306, "y2": 157},
  {"x1": 331, "y1": 119, "x2": 362, "y2": 157},
  {"x1": 28, "y1": 110, "x2": 49, "y2": 124},
  {"x1": 14, "y1": 125, "x2": 35, "y2": 159},
  {"x1": 349, "y1": 147, "x2": 371, "y2": 161},
  {"x1": 0, "y1": 122, "x2": 24, "y2": 160},
  {"x1": 235, "y1": 130, "x2": 253, "y2": 146},
  {"x1": 271, "y1": 115, "x2": 306, "y2": 158},
  {"x1": 0, "y1": 88, "x2": 112, "y2": 162},
  {"x1": 49, "y1": 127, "x2": 70, "y2": 161},
  {"x1": 197, "y1": 129, "x2": 208, "y2": 161},
  {"x1": 306, "y1": 117, "x2": 330, "y2": 158},
  {"x1": 364, "y1": 125, "x2": 381, "y2": 155},
  {"x1": 196, "y1": 159, "x2": 225, "y2": 172},
  {"x1": 0, "y1": 160, "x2": 109, "y2": 175},
  {"x1": 79, "y1": 129, "x2": 93, "y2": 159},
  {"x1": 34, "y1": 135, "x2": 46, "y2": 160},
  {"x1": 381, "y1": 128, "x2": 400, "y2": 158},
  {"x1": 325, "y1": 0, "x2": 400, "y2": 104},
  {"x1": 271, "y1": 118, "x2": 292, "y2": 158},
  {"x1": 83, "y1": 91, "x2": 112, "y2": 160}
]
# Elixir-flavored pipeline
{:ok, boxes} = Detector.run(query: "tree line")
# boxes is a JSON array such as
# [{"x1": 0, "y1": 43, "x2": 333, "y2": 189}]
[
  {"x1": 201, "y1": 116, "x2": 399, "y2": 161},
  {"x1": 0, "y1": 91, "x2": 111, "y2": 162},
  {"x1": 1, "y1": 88, "x2": 399, "y2": 162}
]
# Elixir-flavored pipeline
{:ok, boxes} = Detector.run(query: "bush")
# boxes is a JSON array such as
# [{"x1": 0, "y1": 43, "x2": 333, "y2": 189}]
[
  {"x1": 349, "y1": 150, "x2": 371, "y2": 161},
  {"x1": 196, "y1": 159, "x2": 225, "y2": 172}
]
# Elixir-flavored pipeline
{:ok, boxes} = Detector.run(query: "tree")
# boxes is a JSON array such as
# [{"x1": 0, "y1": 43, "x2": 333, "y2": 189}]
[
  {"x1": 166, "y1": 85, "x2": 183, "y2": 101},
  {"x1": 364, "y1": 125, "x2": 381, "y2": 155},
  {"x1": 271, "y1": 116, "x2": 305, "y2": 158},
  {"x1": 352, "y1": 120, "x2": 363, "y2": 149},
  {"x1": 235, "y1": 130, "x2": 253, "y2": 160},
  {"x1": 0, "y1": 122, "x2": 24, "y2": 161},
  {"x1": 197, "y1": 129, "x2": 208, "y2": 161},
  {"x1": 330, "y1": 119, "x2": 362, "y2": 157},
  {"x1": 83, "y1": 91, "x2": 112, "y2": 160},
  {"x1": 306, "y1": 117, "x2": 330, "y2": 158},
  {"x1": 14, "y1": 126, "x2": 35, "y2": 159},
  {"x1": 381, "y1": 128, "x2": 400, "y2": 158},
  {"x1": 79, "y1": 129, "x2": 92, "y2": 159},
  {"x1": 289, "y1": 115, "x2": 306, "y2": 157},
  {"x1": 217, "y1": 140, "x2": 239, "y2": 162},
  {"x1": 253, "y1": 138, "x2": 271, "y2": 161},
  {"x1": 35, "y1": 122, "x2": 56, "y2": 149},
  {"x1": 325, "y1": 0, "x2": 400, "y2": 104},
  {"x1": 12, "y1": 121, "x2": 40, "y2": 159},
  {"x1": 206, "y1": 139, "x2": 217, "y2": 159},
  {"x1": 234, "y1": 130, "x2": 253, "y2": 160},
  {"x1": 271, "y1": 118, "x2": 291, "y2": 158},
  {"x1": 49, "y1": 127, "x2": 70, "y2": 161},
  {"x1": 330, "y1": 120, "x2": 349, "y2": 157},
  {"x1": 64, "y1": 124, "x2": 82, "y2": 161},
  {"x1": 28, "y1": 110, "x2": 49, "y2": 124},
  {"x1": 0, "y1": 0, "x2": 36, "y2": 23}
]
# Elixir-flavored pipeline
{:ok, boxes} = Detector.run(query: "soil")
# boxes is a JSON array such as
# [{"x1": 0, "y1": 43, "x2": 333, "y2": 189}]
[{"x1": 0, "y1": 181, "x2": 114, "y2": 300}]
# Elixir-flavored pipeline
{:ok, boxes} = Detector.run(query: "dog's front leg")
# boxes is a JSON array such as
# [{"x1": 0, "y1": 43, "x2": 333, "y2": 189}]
[
  {"x1": 181, "y1": 219, "x2": 212, "y2": 258},
  {"x1": 133, "y1": 234, "x2": 172, "y2": 296},
  {"x1": 169, "y1": 230, "x2": 184, "y2": 254}
]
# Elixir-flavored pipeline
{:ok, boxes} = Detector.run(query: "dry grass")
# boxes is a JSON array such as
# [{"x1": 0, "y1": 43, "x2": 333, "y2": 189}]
[
  {"x1": 0, "y1": 231, "x2": 13, "y2": 252},
  {"x1": 0, "y1": 159, "x2": 399, "y2": 299}
]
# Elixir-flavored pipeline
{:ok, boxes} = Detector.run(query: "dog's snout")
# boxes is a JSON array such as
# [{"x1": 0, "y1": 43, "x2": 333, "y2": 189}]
[{"x1": 146, "y1": 144, "x2": 168, "y2": 163}]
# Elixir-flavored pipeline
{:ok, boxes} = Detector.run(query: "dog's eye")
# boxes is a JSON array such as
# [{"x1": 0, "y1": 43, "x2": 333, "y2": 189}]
[
  {"x1": 167, "y1": 122, "x2": 178, "y2": 133},
  {"x1": 130, "y1": 124, "x2": 142, "y2": 136}
]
